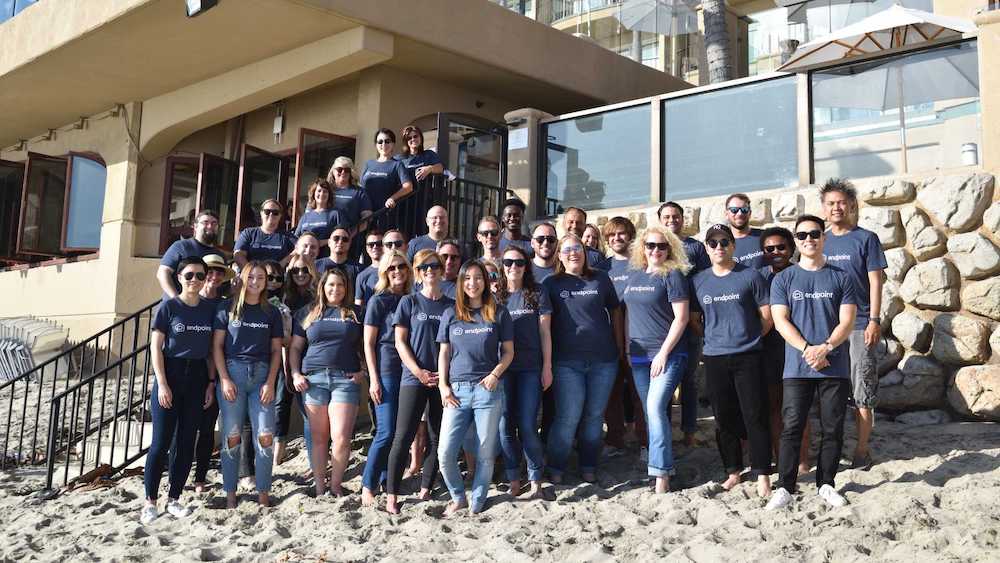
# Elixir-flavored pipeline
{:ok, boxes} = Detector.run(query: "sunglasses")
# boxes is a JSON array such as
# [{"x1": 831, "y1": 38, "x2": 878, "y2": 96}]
[
  {"x1": 561, "y1": 245, "x2": 584, "y2": 255},
  {"x1": 441, "y1": 253, "x2": 461, "y2": 261},
  {"x1": 376, "y1": 139, "x2": 394, "y2": 145},
  {"x1": 181, "y1": 272, "x2": 206, "y2": 281},
  {"x1": 502, "y1": 258, "x2": 527, "y2": 268},
  {"x1": 366, "y1": 241, "x2": 383, "y2": 248},
  {"x1": 795, "y1": 230, "x2": 823, "y2": 241},
  {"x1": 383, "y1": 240, "x2": 405, "y2": 248},
  {"x1": 262, "y1": 208, "x2": 282, "y2": 216},
  {"x1": 533, "y1": 235, "x2": 557, "y2": 245},
  {"x1": 267, "y1": 275, "x2": 284, "y2": 283},
  {"x1": 386, "y1": 263, "x2": 409, "y2": 273},
  {"x1": 333, "y1": 167, "x2": 351, "y2": 174},
  {"x1": 478, "y1": 229, "x2": 499, "y2": 238},
  {"x1": 644, "y1": 242, "x2": 669, "y2": 251},
  {"x1": 765, "y1": 244, "x2": 788, "y2": 253},
  {"x1": 728, "y1": 206, "x2": 751, "y2": 215},
  {"x1": 331, "y1": 235, "x2": 351, "y2": 243},
  {"x1": 290, "y1": 267, "x2": 311, "y2": 276},
  {"x1": 416, "y1": 262, "x2": 443, "y2": 272},
  {"x1": 706, "y1": 238, "x2": 732, "y2": 249}
]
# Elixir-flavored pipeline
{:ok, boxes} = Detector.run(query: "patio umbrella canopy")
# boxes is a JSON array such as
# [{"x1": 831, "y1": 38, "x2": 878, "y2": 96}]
[{"x1": 615, "y1": 0, "x2": 699, "y2": 36}]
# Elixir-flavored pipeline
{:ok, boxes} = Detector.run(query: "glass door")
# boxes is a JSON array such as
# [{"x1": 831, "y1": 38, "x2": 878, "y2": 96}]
[
  {"x1": 434, "y1": 113, "x2": 507, "y2": 188},
  {"x1": 197, "y1": 154, "x2": 239, "y2": 249},
  {"x1": 237, "y1": 145, "x2": 287, "y2": 235}
]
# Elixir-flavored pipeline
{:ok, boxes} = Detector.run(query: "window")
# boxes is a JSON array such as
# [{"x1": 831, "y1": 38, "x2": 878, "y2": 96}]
[
  {"x1": 292, "y1": 129, "x2": 355, "y2": 224},
  {"x1": 543, "y1": 103, "x2": 651, "y2": 215},
  {"x1": 197, "y1": 154, "x2": 239, "y2": 249},
  {"x1": 18, "y1": 153, "x2": 68, "y2": 256},
  {"x1": 159, "y1": 157, "x2": 199, "y2": 254},
  {"x1": 1, "y1": 0, "x2": 36, "y2": 24},
  {"x1": 663, "y1": 77, "x2": 799, "y2": 200},
  {"x1": 237, "y1": 145, "x2": 286, "y2": 233},
  {"x1": 812, "y1": 41, "x2": 980, "y2": 179},
  {"x1": 0, "y1": 160, "x2": 23, "y2": 261},
  {"x1": 62, "y1": 154, "x2": 107, "y2": 252}
]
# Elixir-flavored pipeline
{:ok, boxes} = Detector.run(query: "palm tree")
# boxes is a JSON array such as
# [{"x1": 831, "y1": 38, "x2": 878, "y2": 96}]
[{"x1": 702, "y1": 0, "x2": 732, "y2": 83}]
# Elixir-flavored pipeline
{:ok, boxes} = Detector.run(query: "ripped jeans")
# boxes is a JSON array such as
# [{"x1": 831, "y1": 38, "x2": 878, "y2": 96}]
[{"x1": 217, "y1": 360, "x2": 276, "y2": 494}]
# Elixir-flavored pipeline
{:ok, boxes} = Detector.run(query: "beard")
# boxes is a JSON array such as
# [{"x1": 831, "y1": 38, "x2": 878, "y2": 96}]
[{"x1": 199, "y1": 231, "x2": 218, "y2": 245}]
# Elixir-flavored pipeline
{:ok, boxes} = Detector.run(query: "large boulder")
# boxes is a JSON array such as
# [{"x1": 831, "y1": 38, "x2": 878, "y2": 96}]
[
  {"x1": 858, "y1": 207, "x2": 904, "y2": 249},
  {"x1": 898, "y1": 258, "x2": 960, "y2": 311},
  {"x1": 750, "y1": 197, "x2": 773, "y2": 226},
  {"x1": 917, "y1": 173, "x2": 995, "y2": 233},
  {"x1": 990, "y1": 325, "x2": 1000, "y2": 358},
  {"x1": 961, "y1": 278, "x2": 1000, "y2": 321},
  {"x1": 860, "y1": 178, "x2": 917, "y2": 205},
  {"x1": 890, "y1": 311, "x2": 932, "y2": 352},
  {"x1": 931, "y1": 314, "x2": 991, "y2": 366},
  {"x1": 875, "y1": 337, "x2": 904, "y2": 376},
  {"x1": 983, "y1": 201, "x2": 1000, "y2": 236},
  {"x1": 884, "y1": 248, "x2": 915, "y2": 284},
  {"x1": 880, "y1": 353, "x2": 946, "y2": 409},
  {"x1": 900, "y1": 206, "x2": 946, "y2": 261},
  {"x1": 895, "y1": 409, "x2": 951, "y2": 425},
  {"x1": 882, "y1": 282, "x2": 904, "y2": 325},
  {"x1": 948, "y1": 365, "x2": 1000, "y2": 421},
  {"x1": 682, "y1": 206, "x2": 701, "y2": 236},
  {"x1": 774, "y1": 193, "x2": 803, "y2": 222},
  {"x1": 946, "y1": 232, "x2": 1000, "y2": 280}
]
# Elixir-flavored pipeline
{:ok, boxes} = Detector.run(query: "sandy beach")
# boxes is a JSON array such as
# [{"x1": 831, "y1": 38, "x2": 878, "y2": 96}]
[{"x1": 0, "y1": 409, "x2": 998, "y2": 562}]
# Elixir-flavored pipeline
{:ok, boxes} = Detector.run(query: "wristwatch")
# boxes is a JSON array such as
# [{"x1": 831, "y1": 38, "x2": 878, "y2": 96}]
[{"x1": 870, "y1": 317, "x2": 881, "y2": 324}]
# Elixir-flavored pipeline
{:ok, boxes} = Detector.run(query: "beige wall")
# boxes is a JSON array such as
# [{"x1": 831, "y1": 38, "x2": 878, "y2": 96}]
[{"x1": 976, "y1": 11, "x2": 1000, "y2": 176}]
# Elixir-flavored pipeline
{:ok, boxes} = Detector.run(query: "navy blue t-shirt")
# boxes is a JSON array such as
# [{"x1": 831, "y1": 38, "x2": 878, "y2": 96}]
[
  {"x1": 153, "y1": 297, "x2": 216, "y2": 360},
  {"x1": 330, "y1": 186, "x2": 372, "y2": 226},
  {"x1": 360, "y1": 159, "x2": 412, "y2": 210},
  {"x1": 733, "y1": 228, "x2": 765, "y2": 269},
  {"x1": 624, "y1": 269, "x2": 689, "y2": 361},
  {"x1": 544, "y1": 271, "x2": 620, "y2": 363},
  {"x1": 505, "y1": 288, "x2": 553, "y2": 372},
  {"x1": 394, "y1": 292, "x2": 455, "y2": 386},
  {"x1": 771, "y1": 264, "x2": 858, "y2": 379},
  {"x1": 531, "y1": 262, "x2": 556, "y2": 283},
  {"x1": 293, "y1": 306, "x2": 363, "y2": 374},
  {"x1": 437, "y1": 307, "x2": 514, "y2": 384},
  {"x1": 160, "y1": 238, "x2": 218, "y2": 295},
  {"x1": 759, "y1": 264, "x2": 791, "y2": 351},
  {"x1": 586, "y1": 248, "x2": 610, "y2": 271},
  {"x1": 822, "y1": 226, "x2": 887, "y2": 329},
  {"x1": 407, "y1": 234, "x2": 441, "y2": 262},
  {"x1": 295, "y1": 208, "x2": 344, "y2": 241},
  {"x1": 414, "y1": 279, "x2": 457, "y2": 300},
  {"x1": 682, "y1": 236, "x2": 711, "y2": 273},
  {"x1": 364, "y1": 292, "x2": 404, "y2": 377},
  {"x1": 499, "y1": 236, "x2": 534, "y2": 258},
  {"x1": 234, "y1": 228, "x2": 295, "y2": 263},
  {"x1": 607, "y1": 258, "x2": 631, "y2": 300},
  {"x1": 355, "y1": 266, "x2": 380, "y2": 308},
  {"x1": 315, "y1": 257, "x2": 363, "y2": 283},
  {"x1": 213, "y1": 301, "x2": 283, "y2": 363},
  {"x1": 690, "y1": 264, "x2": 770, "y2": 356},
  {"x1": 401, "y1": 150, "x2": 442, "y2": 172}
]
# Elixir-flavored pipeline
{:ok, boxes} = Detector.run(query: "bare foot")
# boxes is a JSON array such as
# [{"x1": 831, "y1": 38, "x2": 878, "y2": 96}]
[
  {"x1": 258, "y1": 492, "x2": 271, "y2": 507},
  {"x1": 403, "y1": 467, "x2": 420, "y2": 480},
  {"x1": 193, "y1": 482, "x2": 208, "y2": 494},
  {"x1": 226, "y1": 492, "x2": 238, "y2": 509},
  {"x1": 756, "y1": 476, "x2": 772, "y2": 498},
  {"x1": 274, "y1": 442, "x2": 287, "y2": 466},
  {"x1": 798, "y1": 463, "x2": 810, "y2": 476},
  {"x1": 417, "y1": 488, "x2": 432, "y2": 501},
  {"x1": 443, "y1": 500, "x2": 467, "y2": 517},
  {"x1": 509, "y1": 480, "x2": 522, "y2": 497},
  {"x1": 521, "y1": 483, "x2": 545, "y2": 500},
  {"x1": 721, "y1": 473, "x2": 741, "y2": 491},
  {"x1": 361, "y1": 487, "x2": 377, "y2": 506},
  {"x1": 386, "y1": 495, "x2": 400, "y2": 514},
  {"x1": 654, "y1": 476, "x2": 670, "y2": 494}
]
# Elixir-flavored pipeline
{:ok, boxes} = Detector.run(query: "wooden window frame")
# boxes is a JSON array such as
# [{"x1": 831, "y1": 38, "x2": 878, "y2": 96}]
[
  {"x1": 159, "y1": 155, "x2": 200, "y2": 255},
  {"x1": 16, "y1": 152, "x2": 68, "y2": 257},
  {"x1": 0, "y1": 159, "x2": 25, "y2": 263},
  {"x1": 60, "y1": 152, "x2": 107, "y2": 254},
  {"x1": 291, "y1": 128, "x2": 355, "y2": 226}
]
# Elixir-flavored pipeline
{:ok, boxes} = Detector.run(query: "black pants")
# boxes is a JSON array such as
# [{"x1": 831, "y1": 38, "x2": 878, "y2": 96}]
[
  {"x1": 386, "y1": 384, "x2": 443, "y2": 494},
  {"x1": 145, "y1": 358, "x2": 207, "y2": 500},
  {"x1": 779, "y1": 378, "x2": 850, "y2": 492},
  {"x1": 704, "y1": 351, "x2": 772, "y2": 475},
  {"x1": 193, "y1": 400, "x2": 219, "y2": 483},
  {"x1": 540, "y1": 387, "x2": 555, "y2": 443}
]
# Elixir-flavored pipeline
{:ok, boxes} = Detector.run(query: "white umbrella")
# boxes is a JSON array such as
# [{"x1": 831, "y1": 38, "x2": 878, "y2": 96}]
[{"x1": 615, "y1": 0, "x2": 699, "y2": 36}]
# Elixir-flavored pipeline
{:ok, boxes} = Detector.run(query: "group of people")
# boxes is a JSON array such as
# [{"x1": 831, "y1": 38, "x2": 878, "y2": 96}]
[{"x1": 140, "y1": 126, "x2": 887, "y2": 524}]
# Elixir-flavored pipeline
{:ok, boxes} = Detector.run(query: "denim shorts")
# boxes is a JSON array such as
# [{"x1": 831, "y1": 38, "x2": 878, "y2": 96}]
[{"x1": 303, "y1": 369, "x2": 360, "y2": 406}]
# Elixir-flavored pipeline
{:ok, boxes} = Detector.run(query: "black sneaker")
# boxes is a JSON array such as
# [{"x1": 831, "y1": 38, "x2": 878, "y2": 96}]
[{"x1": 851, "y1": 452, "x2": 873, "y2": 471}]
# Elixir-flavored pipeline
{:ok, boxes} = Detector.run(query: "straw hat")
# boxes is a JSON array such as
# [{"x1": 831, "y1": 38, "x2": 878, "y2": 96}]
[{"x1": 203, "y1": 254, "x2": 235, "y2": 281}]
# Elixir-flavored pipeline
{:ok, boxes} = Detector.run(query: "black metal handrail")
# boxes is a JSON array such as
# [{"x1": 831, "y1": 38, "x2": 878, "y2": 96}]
[{"x1": 0, "y1": 301, "x2": 158, "y2": 470}]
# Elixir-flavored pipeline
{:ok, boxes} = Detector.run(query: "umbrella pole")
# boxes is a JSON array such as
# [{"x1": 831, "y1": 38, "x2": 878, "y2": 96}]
[{"x1": 897, "y1": 66, "x2": 908, "y2": 173}]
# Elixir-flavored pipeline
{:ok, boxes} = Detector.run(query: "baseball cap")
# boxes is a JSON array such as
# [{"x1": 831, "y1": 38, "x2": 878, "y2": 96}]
[{"x1": 705, "y1": 224, "x2": 735, "y2": 242}]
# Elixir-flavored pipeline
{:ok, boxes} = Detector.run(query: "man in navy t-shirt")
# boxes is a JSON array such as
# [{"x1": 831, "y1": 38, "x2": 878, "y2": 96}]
[
  {"x1": 354, "y1": 230, "x2": 384, "y2": 310},
  {"x1": 561, "y1": 207, "x2": 609, "y2": 270},
  {"x1": 407, "y1": 205, "x2": 449, "y2": 262},
  {"x1": 658, "y1": 202, "x2": 710, "y2": 273},
  {"x1": 820, "y1": 179, "x2": 886, "y2": 471},
  {"x1": 498, "y1": 198, "x2": 534, "y2": 258},
  {"x1": 725, "y1": 193, "x2": 765, "y2": 269},
  {"x1": 157, "y1": 209, "x2": 223, "y2": 299},
  {"x1": 530, "y1": 223, "x2": 559, "y2": 283},
  {"x1": 315, "y1": 226, "x2": 363, "y2": 283},
  {"x1": 233, "y1": 200, "x2": 295, "y2": 269},
  {"x1": 766, "y1": 214, "x2": 858, "y2": 512}
]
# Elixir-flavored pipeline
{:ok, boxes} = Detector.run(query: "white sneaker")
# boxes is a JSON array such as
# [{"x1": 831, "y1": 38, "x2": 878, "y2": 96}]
[
  {"x1": 818, "y1": 484, "x2": 847, "y2": 507},
  {"x1": 165, "y1": 499, "x2": 192, "y2": 518},
  {"x1": 139, "y1": 504, "x2": 158, "y2": 524},
  {"x1": 639, "y1": 447, "x2": 649, "y2": 463},
  {"x1": 765, "y1": 487, "x2": 793, "y2": 511}
]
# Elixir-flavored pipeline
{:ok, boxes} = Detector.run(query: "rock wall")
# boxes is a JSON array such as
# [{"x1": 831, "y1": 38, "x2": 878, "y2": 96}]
[{"x1": 585, "y1": 172, "x2": 1000, "y2": 422}]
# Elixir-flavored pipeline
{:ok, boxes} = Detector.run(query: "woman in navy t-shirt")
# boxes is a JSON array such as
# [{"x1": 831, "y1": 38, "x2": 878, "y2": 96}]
[
  {"x1": 622, "y1": 226, "x2": 691, "y2": 494},
  {"x1": 543, "y1": 233, "x2": 623, "y2": 484},
  {"x1": 359, "y1": 249, "x2": 412, "y2": 508},
  {"x1": 212, "y1": 261, "x2": 284, "y2": 508},
  {"x1": 436, "y1": 260, "x2": 514, "y2": 515},
  {"x1": 325, "y1": 156, "x2": 373, "y2": 262},
  {"x1": 360, "y1": 128, "x2": 413, "y2": 229},
  {"x1": 294, "y1": 179, "x2": 345, "y2": 258},
  {"x1": 497, "y1": 245, "x2": 552, "y2": 499},
  {"x1": 141, "y1": 258, "x2": 217, "y2": 525},
  {"x1": 384, "y1": 249, "x2": 455, "y2": 513},
  {"x1": 289, "y1": 269, "x2": 365, "y2": 497},
  {"x1": 233, "y1": 199, "x2": 295, "y2": 269}
]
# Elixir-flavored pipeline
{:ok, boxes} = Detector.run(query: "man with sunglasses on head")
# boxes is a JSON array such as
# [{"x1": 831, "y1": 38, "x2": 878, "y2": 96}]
[
  {"x1": 315, "y1": 226, "x2": 363, "y2": 283},
  {"x1": 408, "y1": 206, "x2": 449, "y2": 262},
  {"x1": 691, "y1": 224, "x2": 774, "y2": 497},
  {"x1": 766, "y1": 215, "x2": 858, "y2": 510},
  {"x1": 499, "y1": 198, "x2": 534, "y2": 258},
  {"x1": 562, "y1": 207, "x2": 610, "y2": 270},
  {"x1": 725, "y1": 194, "x2": 765, "y2": 269},
  {"x1": 477, "y1": 216, "x2": 504, "y2": 266},
  {"x1": 819, "y1": 179, "x2": 886, "y2": 471},
  {"x1": 158, "y1": 209, "x2": 223, "y2": 299},
  {"x1": 354, "y1": 230, "x2": 385, "y2": 310},
  {"x1": 530, "y1": 223, "x2": 560, "y2": 282}
]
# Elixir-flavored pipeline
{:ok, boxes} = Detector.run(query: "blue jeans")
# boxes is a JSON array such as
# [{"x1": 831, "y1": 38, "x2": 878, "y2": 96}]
[
  {"x1": 217, "y1": 360, "x2": 276, "y2": 494},
  {"x1": 546, "y1": 360, "x2": 618, "y2": 477},
  {"x1": 438, "y1": 382, "x2": 504, "y2": 511},
  {"x1": 499, "y1": 369, "x2": 544, "y2": 482},
  {"x1": 631, "y1": 353, "x2": 688, "y2": 477},
  {"x1": 361, "y1": 371, "x2": 400, "y2": 491}
]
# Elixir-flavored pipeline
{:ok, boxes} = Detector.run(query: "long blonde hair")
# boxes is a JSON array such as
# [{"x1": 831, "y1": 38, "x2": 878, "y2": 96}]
[
  {"x1": 374, "y1": 250, "x2": 413, "y2": 295},
  {"x1": 229, "y1": 262, "x2": 271, "y2": 321},
  {"x1": 325, "y1": 156, "x2": 360, "y2": 186},
  {"x1": 629, "y1": 225, "x2": 691, "y2": 276},
  {"x1": 302, "y1": 269, "x2": 357, "y2": 329}
]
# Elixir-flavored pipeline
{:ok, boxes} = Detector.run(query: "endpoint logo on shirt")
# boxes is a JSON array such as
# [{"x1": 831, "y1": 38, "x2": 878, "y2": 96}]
[
  {"x1": 559, "y1": 290, "x2": 570, "y2": 299},
  {"x1": 702, "y1": 294, "x2": 712, "y2": 305},
  {"x1": 173, "y1": 322, "x2": 186, "y2": 333},
  {"x1": 792, "y1": 289, "x2": 834, "y2": 301},
  {"x1": 791, "y1": 290, "x2": 804, "y2": 301},
  {"x1": 416, "y1": 312, "x2": 428, "y2": 321},
  {"x1": 230, "y1": 319, "x2": 242, "y2": 328},
  {"x1": 824, "y1": 253, "x2": 851, "y2": 262},
  {"x1": 736, "y1": 250, "x2": 764, "y2": 262},
  {"x1": 559, "y1": 289, "x2": 598, "y2": 299},
  {"x1": 232, "y1": 320, "x2": 270, "y2": 329},
  {"x1": 452, "y1": 327, "x2": 465, "y2": 336},
  {"x1": 704, "y1": 293, "x2": 740, "y2": 304}
]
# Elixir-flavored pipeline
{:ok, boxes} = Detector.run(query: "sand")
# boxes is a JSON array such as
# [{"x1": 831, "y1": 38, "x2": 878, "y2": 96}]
[{"x1": 0, "y1": 411, "x2": 998, "y2": 562}]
